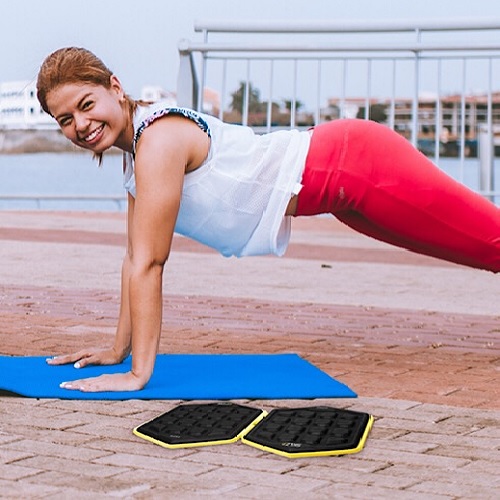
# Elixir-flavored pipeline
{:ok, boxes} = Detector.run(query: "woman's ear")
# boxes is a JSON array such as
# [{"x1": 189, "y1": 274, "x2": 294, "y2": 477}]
[{"x1": 110, "y1": 74, "x2": 125, "y2": 101}]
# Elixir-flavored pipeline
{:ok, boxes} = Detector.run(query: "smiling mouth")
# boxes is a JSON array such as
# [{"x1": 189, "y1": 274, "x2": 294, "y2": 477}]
[{"x1": 82, "y1": 124, "x2": 105, "y2": 143}]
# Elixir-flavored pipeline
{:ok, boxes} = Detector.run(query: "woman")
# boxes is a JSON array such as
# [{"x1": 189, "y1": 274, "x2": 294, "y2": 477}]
[{"x1": 36, "y1": 47, "x2": 499, "y2": 392}]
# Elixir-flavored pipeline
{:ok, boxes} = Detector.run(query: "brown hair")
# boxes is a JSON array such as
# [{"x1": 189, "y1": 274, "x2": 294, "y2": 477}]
[
  {"x1": 37, "y1": 47, "x2": 140, "y2": 163},
  {"x1": 37, "y1": 47, "x2": 137, "y2": 118}
]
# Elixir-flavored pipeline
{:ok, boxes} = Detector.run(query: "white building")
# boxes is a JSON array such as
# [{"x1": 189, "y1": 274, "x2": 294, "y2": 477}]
[
  {"x1": 0, "y1": 80, "x2": 56, "y2": 129},
  {"x1": 140, "y1": 86, "x2": 177, "y2": 106},
  {"x1": 140, "y1": 85, "x2": 220, "y2": 116},
  {"x1": 0, "y1": 79, "x2": 220, "y2": 129}
]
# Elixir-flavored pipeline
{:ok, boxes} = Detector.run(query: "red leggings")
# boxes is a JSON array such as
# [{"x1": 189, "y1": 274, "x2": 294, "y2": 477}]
[{"x1": 295, "y1": 119, "x2": 500, "y2": 273}]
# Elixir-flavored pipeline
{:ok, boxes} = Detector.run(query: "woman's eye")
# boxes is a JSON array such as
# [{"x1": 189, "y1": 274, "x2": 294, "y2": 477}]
[
  {"x1": 59, "y1": 117, "x2": 72, "y2": 127},
  {"x1": 82, "y1": 100, "x2": 93, "y2": 110}
]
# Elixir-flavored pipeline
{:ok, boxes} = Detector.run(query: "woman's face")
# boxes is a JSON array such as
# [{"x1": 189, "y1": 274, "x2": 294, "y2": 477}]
[{"x1": 46, "y1": 76, "x2": 132, "y2": 153}]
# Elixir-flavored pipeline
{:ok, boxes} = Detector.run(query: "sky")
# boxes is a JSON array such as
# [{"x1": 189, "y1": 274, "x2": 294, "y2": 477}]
[{"x1": 2, "y1": 0, "x2": 500, "y2": 110}]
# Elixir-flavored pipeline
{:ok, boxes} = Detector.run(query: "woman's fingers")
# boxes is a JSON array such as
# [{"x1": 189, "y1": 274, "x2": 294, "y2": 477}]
[
  {"x1": 47, "y1": 348, "x2": 123, "y2": 368},
  {"x1": 59, "y1": 372, "x2": 144, "y2": 392},
  {"x1": 73, "y1": 353, "x2": 98, "y2": 369},
  {"x1": 46, "y1": 350, "x2": 92, "y2": 366}
]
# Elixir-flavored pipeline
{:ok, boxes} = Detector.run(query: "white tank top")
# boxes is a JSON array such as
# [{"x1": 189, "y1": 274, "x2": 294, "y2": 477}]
[{"x1": 123, "y1": 102, "x2": 311, "y2": 257}]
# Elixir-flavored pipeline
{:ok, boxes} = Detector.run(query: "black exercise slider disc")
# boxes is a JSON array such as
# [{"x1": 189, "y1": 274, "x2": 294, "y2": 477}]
[
  {"x1": 133, "y1": 402, "x2": 266, "y2": 448},
  {"x1": 241, "y1": 406, "x2": 373, "y2": 458}
]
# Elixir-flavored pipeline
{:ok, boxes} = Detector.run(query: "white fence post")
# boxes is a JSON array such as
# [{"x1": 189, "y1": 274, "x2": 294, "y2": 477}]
[
  {"x1": 177, "y1": 40, "x2": 199, "y2": 109},
  {"x1": 479, "y1": 125, "x2": 495, "y2": 201}
]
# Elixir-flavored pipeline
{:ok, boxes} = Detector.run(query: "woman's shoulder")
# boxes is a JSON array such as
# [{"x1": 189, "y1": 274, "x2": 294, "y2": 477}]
[{"x1": 133, "y1": 102, "x2": 212, "y2": 145}]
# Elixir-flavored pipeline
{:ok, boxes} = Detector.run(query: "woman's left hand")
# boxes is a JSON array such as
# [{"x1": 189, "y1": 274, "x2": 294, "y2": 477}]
[{"x1": 59, "y1": 371, "x2": 145, "y2": 392}]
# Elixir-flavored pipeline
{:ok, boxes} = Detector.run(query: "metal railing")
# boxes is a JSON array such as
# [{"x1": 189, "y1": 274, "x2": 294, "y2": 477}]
[
  {"x1": 177, "y1": 19, "x2": 500, "y2": 202},
  {"x1": 0, "y1": 194, "x2": 127, "y2": 210}
]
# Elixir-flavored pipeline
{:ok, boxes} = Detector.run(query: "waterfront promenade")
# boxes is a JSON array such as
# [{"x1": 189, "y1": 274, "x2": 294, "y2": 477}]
[{"x1": 0, "y1": 210, "x2": 499, "y2": 498}]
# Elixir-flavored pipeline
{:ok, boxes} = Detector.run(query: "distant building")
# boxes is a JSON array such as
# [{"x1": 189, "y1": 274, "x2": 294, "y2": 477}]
[
  {"x1": 0, "y1": 80, "x2": 56, "y2": 129},
  {"x1": 326, "y1": 92, "x2": 500, "y2": 142},
  {"x1": 201, "y1": 88, "x2": 221, "y2": 116},
  {"x1": 140, "y1": 85, "x2": 221, "y2": 116},
  {"x1": 140, "y1": 86, "x2": 177, "y2": 106},
  {"x1": 0, "y1": 79, "x2": 221, "y2": 129}
]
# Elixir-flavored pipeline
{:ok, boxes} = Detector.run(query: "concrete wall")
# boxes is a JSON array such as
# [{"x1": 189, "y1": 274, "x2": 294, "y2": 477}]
[{"x1": 0, "y1": 129, "x2": 78, "y2": 154}]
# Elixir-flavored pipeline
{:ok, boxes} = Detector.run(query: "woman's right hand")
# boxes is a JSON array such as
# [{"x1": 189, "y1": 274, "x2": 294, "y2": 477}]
[{"x1": 46, "y1": 347, "x2": 128, "y2": 369}]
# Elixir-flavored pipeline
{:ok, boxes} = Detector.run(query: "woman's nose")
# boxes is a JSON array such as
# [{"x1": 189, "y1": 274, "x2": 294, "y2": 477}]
[{"x1": 74, "y1": 112, "x2": 90, "y2": 132}]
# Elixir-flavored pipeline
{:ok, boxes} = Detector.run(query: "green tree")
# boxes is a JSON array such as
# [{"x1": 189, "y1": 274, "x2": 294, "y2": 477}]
[
  {"x1": 356, "y1": 103, "x2": 387, "y2": 123},
  {"x1": 283, "y1": 99, "x2": 304, "y2": 112},
  {"x1": 230, "y1": 82, "x2": 264, "y2": 114}
]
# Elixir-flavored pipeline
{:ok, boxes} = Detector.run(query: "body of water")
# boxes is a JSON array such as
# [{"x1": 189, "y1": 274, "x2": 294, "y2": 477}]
[
  {"x1": 0, "y1": 152, "x2": 125, "y2": 211},
  {"x1": 0, "y1": 152, "x2": 498, "y2": 211}
]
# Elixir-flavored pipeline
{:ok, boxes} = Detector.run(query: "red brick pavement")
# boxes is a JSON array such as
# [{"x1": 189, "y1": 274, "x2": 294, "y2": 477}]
[
  {"x1": 0, "y1": 222, "x2": 458, "y2": 267},
  {"x1": 1, "y1": 211, "x2": 499, "y2": 498},
  {"x1": 0, "y1": 213, "x2": 498, "y2": 409},
  {"x1": 1, "y1": 283, "x2": 498, "y2": 409}
]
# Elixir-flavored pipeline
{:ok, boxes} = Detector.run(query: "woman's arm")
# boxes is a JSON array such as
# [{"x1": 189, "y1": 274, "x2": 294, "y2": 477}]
[
  {"x1": 58, "y1": 116, "x2": 208, "y2": 392},
  {"x1": 47, "y1": 194, "x2": 136, "y2": 369},
  {"x1": 125, "y1": 121, "x2": 186, "y2": 388},
  {"x1": 109, "y1": 192, "x2": 136, "y2": 360}
]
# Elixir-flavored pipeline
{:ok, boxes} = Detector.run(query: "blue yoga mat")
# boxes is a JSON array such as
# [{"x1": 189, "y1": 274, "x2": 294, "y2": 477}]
[{"x1": 0, "y1": 354, "x2": 356, "y2": 400}]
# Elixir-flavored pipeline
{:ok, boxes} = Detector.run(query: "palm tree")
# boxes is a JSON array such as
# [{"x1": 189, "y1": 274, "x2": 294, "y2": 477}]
[
  {"x1": 356, "y1": 103, "x2": 387, "y2": 123},
  {"x1": 283, "y1": 99, "x2": 304, "y2": 113},
  {"x1": 230, "y1": 82, "x2": 265, "y2": 114}
]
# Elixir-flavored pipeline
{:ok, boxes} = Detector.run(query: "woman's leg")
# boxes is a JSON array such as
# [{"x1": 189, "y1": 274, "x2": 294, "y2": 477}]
[{"x1": 295, "y1": 119, "x2": 500, "y2": 273}]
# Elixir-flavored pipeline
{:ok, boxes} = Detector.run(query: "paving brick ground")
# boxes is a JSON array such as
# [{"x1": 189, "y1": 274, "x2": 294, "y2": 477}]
[{"x1": 0, "y1": 210, "x2": 499, "y2": 498}]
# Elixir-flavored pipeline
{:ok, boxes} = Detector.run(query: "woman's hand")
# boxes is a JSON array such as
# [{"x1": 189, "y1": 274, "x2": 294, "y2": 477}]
[
  {"x1": 47, "y1": 349, "x2": 149, "y2": 392},
  {"x1": 59, "y1": 371, "x2": 145, "y2": 392},
  {"x1": 46, "y1": 347, "x2": 127, "y2": 369}
]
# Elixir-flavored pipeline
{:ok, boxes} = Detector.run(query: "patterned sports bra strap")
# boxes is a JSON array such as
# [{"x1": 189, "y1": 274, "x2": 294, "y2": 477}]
[{"x1": 134, "y1": 107, "x2": 211, "y2": 147}]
